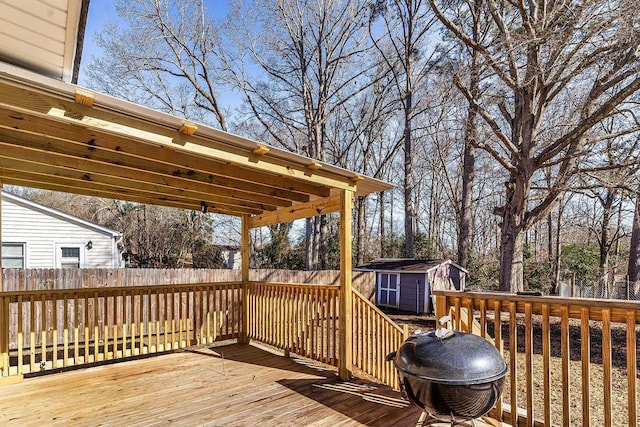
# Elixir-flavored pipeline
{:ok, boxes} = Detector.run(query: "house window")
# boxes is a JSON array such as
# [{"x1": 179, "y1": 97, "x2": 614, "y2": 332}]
[
  {"x1": 378, "y1": 273, "x2": 400, "y2": 308},
  {"x1": 60, "y1": 247, "x2": 81, "y2": 269},
  {"x1": 2, "y1": 243, "x2": 25, "y2": 268}
]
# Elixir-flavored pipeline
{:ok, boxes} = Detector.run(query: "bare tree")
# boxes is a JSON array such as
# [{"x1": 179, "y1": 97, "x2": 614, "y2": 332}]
[
  {"x1": 86, "y1": 0, "x2": 228, "y2": 129},
  {"x1": 369, "y1": 0, "x2": 439, "y2": 258},
  {"x1": 223, "y1": 0, "x2": 375, "y2": 269},
  {"x1": 428, "y1": 0, "x2": 640, "y2": 291}
]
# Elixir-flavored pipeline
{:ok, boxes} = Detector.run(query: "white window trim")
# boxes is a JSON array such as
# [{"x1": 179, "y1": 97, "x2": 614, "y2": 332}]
[
  {"x1": 2, "y1": 242, "x2": 26, "y2": 268},
  {"x1": 55, "y1": 244, "x2": 86, "y2": 268},
  {"x1": 377, "y1": 272, "x2": 400, "y2": 308}
]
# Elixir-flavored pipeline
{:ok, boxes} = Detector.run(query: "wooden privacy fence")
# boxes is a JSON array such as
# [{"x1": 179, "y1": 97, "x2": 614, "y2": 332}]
[
  {"x1": 352, "y1": 288, "x2": 408, "y2": 389},
  {"x1": 2, "y1": 268, "x2": 375, "y2": 300},
  {"x1": 0, "y1": 282, "x2": 242, "y2": 376},
  {"x1": 434, "y1": 290, "x2": 640, "y2": 427},
  {"x1": 1, "y1": 268, "x2": 241, "y2": 291}
]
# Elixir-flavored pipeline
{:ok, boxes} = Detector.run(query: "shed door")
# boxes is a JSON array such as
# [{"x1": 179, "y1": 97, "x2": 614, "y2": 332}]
[{"x1": 378, "y1": 273, "x2": 400, "y2": 308}]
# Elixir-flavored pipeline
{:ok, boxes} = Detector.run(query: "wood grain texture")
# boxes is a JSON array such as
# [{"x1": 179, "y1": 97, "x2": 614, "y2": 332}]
[{"x1": 0, "y1": 343, "x2": 423, "y2": 426}]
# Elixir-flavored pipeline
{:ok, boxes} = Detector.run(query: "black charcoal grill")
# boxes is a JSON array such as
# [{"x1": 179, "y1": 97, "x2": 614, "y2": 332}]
[{"x1": 387, "y1": 317, "x2": 507, "y2": 424}]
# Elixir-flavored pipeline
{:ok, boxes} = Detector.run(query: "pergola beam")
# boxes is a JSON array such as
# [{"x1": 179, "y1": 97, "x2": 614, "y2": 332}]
[
  {"x1": 0, "y1": 107, "x2": 326, "y2": 200},
  {"x1": 246, "y1": 194, "x2": 341, "y2": 229}
]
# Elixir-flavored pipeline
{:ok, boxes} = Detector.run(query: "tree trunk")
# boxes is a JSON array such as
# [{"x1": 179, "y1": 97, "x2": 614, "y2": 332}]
[
  {"x1": 498, "y1": 178, "x2": 529, "y2": 292},
  {"x1": 598, "y1": 189, "x2": 615, "y2": 297},
  {"x1": 379, "y1": 192, "x2": 386, "y2": 257},
  {"x1": 549, "y1": 200, "x2": 564, "y2": 295},
  {"x1": 627, "y1": 192, "x2": 640, "y2": 299},
  {"x1": 305, "y1": 217, "x2": 319, "y2": 270},
  {"x1": 356, "y1": 196, "x2": 366, "y2": 266},
  {"x1": 404, "y1": 92, "x2": 415, "y2": 258},
  {"x1": 458, "y1": 125, "x2": 476, "y2": 269},
  {"x1": 457, "y1": 0, "x2": 481, "y2": 270},
  {"x1": 320, "y1": 214, "x2": 329, "y2": 269}
]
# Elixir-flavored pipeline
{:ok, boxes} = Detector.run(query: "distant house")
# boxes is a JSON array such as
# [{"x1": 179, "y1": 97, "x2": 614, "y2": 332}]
[
  {"x1": 1, "y1": 191, "x2": 122, "y2": 269},
  {"x1": 355, "y1": 259, "x2": 467, "y2": 314}
]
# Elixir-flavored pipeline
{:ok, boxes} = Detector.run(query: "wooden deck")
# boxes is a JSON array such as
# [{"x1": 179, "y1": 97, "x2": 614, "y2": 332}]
[{"x1": 0, "y1": 342, "x2": 424, "y2": 426}]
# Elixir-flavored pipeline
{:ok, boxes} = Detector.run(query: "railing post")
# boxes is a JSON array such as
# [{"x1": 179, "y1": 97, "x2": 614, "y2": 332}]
[
  {"x1": 240, "y1": 215, "x2": 250, "y2": 344},
  {"x1": 339, "y1": 189, "x2": 353, "y2": 380},
  {"x1": 435, "y1": 294, "x2": 448, "y2": 321}
]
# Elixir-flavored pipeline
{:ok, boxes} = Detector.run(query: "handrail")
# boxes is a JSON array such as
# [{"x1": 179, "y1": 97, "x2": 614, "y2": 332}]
[
  {"x1": 434, "y1": 290, "x2": 639, "y2": 427},
  {"x1": 352, "y1": 288, "x2": 408, "y2": 389}
]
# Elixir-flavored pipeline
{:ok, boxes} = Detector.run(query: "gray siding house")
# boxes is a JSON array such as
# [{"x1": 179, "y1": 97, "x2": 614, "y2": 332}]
[
  {"x1": 1, "y1": 191, "x2": 122, "y2": 269},
  {"x1": 355, "y1": 259, "x2": 467, "y2": 314}
]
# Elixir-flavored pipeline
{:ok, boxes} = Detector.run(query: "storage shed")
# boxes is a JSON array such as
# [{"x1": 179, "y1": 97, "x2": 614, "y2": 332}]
[{"x1": 355, "y1": 259, "x2": 467, "y2": 314}]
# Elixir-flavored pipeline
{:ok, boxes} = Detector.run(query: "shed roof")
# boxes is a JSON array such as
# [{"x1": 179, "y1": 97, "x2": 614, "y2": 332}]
[{"x1": 355, "y1": 259, "x2": 468, "y2": 274}]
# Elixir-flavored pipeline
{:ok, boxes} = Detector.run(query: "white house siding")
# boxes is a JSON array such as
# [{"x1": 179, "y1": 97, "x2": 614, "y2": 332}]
[{"x1": 1, "y1": 193, "x2": 121, "y2": 268}]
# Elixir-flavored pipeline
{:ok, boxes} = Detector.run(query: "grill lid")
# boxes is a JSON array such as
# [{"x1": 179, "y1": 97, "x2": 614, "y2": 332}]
[{"x1": 393, "y1": 329, "x2": 507, "y2": 385}]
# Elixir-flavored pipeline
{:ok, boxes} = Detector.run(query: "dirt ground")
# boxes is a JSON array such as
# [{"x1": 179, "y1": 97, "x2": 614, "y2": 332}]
[{"x1": 386, "y1": 310, "x2": 639, "y2": 426}]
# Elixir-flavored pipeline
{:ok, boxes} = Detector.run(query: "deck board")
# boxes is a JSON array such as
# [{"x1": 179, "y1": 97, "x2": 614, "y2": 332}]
[{"x1": 0, "y1": 343, "x2": 424, "y2": 426}]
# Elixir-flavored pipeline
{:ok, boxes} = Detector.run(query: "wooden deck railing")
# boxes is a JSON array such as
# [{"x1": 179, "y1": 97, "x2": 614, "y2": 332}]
[
  {"x1": 352, "y1": 288, "x2": 408, "y2": 389},
  {"x1": 245, "y1": 282, "x2": 340, "y2": 367},
  {"x1": 0, "y1": 282, "x2": 243, "y2": 377},
  {"x1": 434, "y1": 290, "x2": 640, "y2": 427},
  {"x1": 1, "y1": 280, "x2": 407, "y2": 392}
]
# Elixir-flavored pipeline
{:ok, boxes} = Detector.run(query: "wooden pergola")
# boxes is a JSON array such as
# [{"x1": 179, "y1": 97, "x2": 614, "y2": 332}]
[{"x1": 0, "y1": 61, "x2": 392, "y2": 379}]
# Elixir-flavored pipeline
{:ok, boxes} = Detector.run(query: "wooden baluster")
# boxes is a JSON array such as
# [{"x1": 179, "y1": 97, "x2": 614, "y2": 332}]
[
  {"x1": 508, "y1": 301, "x2": 518, "y2": 427},
  {"x1": 147, "y1": 289, "x2": 152, "y2": 353},
  {"x1": 626, "y1": 309, "x2": 637, "y2": 427},
  {"x1": 525, "y1": 302, "x2": 533, "y2": 424},
  {"x1": 113, "y1": 292, "x2": 118, "y2": 358},
  {"x1": 493, "y1": 299, "x2": 503, "y2": 421},
  {"x1": 29, "y1": 295, "x2": 35, "y2": 372},
  {"x1": 122, "y1": 293, "x2": 128, "y2": 357},
  {"x1": 63, "y1": 294, "x2": 69, "y2": 367},
  {"x1": 542, "y1": 304, "x2": 551, "y2": 426},
  {"x1": 602, "y1": 308, "x2": 612, "y2": 427},
  {"x1": 40, "y1": 294, "x2": 47, "y2": 369},
  {"x1": 0, "y1": 297, "x2": 7, "y2": 377},
  {"x1": 84, "y1": 294, "x2": 90, "y2": 363},
  {"x1": 94, "y1": 292, "x2": 99, "y2": 362},
  {"x1": 581, "y1": 307, "x2": 590, "y2": 427},
  {"x1": 226, "y1": 286, "x2": 231, "y2": 338},
  {"x1": 17, "y1": 296, "x2": 23, "y2": 374},
  {"x1": 169, "y1": 289, "x2": 175, "y2": 351},
  {"x1": 103, "y1": 293, "x2": 109, "y2": 360},
  {"x1": 561, "y1": 305, "x2": 570, "y2": 427}
]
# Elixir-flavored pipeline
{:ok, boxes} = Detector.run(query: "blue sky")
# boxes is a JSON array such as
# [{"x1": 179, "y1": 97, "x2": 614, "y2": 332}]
[
  {"x1": 78, "y1": 0, "x2": 240, "y2": 112},
  {"x1": 79, "y1": 0, "x2": 230, "y2": 86}
]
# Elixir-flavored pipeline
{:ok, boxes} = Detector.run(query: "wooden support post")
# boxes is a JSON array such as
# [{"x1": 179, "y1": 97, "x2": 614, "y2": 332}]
[
  {"x1": 0, "y1": 180, "x2": 7, "y2": 376},
  {"x1": 240, "y1": 215, "x2": 250, "y2": 344},
  {"x1": 339, "y1": 189, "x2": 353, "y2": 381}
]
